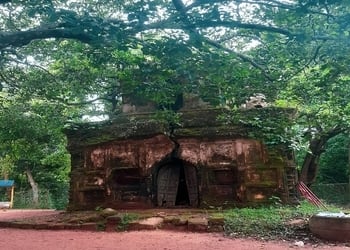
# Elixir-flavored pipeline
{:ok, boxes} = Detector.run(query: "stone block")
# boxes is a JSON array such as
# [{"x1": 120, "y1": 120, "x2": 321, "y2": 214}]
[
  {"x1": 128, "y1": 217, "x2": 163, "y2": 230},
  {"x1": 47, "y1": 223, "x2": 66, "y2": 230},
  {"x1": 80, "y1": 222, "x2": 98, "y2": 231},
  {"x1": 187, "y1": 217, "x2": 208, "y2": 232}
]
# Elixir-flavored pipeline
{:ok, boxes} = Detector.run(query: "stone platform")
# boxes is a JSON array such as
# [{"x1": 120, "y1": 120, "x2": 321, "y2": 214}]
[{"x1": 0, "y1": 209, "x2": 224, "y2": 233}]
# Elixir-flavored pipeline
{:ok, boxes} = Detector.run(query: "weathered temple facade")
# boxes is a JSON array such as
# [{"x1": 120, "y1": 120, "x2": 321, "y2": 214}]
[{"x1": 66, "y1": 107, "x2": 298, "y2": 210}]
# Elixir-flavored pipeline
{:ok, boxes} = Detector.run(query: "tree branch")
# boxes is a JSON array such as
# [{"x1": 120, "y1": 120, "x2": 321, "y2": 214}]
[
  {"x1": 186, "y1": 0, "x2": 296, "y2": 12},
  {"x1": 195, "y1": 20, "x2": 296, "y2": 38},
  {"x1": 203, "y1": 37, "x2": 274, "y2": 81},
  {"x1": 0, "y1": 26, "x2": 93, "y2": 50},
  {"x1": 170, "y1": 0, "x2": 273, "y2": 81},
  {"x1": 0, "y1": 12, "x2": 130, "y2": 50}
]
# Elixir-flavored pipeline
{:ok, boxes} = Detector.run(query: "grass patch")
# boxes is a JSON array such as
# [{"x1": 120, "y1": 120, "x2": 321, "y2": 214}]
[
  {"x1": 116, "y1": 213, "x2": 139, "y2": 231},
  {"x1": 223, "y1": 201, "x2": 342, "y2": 240}
]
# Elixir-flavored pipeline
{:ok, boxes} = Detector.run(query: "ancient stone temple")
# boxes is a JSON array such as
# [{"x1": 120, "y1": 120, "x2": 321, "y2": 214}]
[{"x1": 65, "y1": 103, "x2": 298, "y2": 210}]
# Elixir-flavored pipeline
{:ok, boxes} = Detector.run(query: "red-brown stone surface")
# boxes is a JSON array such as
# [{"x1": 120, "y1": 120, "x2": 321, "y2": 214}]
[
  {"x1": 0, "y1": 210, "x2": 348, "y2": 250},
  {"x1": 0, "y1": 228, "x2": 347, "y2": 250}
]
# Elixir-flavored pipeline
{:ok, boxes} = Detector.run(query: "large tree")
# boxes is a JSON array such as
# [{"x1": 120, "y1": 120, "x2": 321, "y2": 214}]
[
  {"x1": 0, "y1": 95, "x2": 70, "y2": 207},
  {"x1": 277, "y1": 58, "x2": 350, "y2": 184},
  {"x1": 1, "y1": 0, "x2": 350, "y2": 191},
  {"x1": 1, "y1": 0, "x2": 349, "y2": 79},
  {"x1": 1, "y1": 0, "x2": 349, "y2": 115}
]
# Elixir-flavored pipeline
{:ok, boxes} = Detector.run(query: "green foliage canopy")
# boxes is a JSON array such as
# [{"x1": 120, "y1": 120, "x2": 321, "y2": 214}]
[{"x1": 0, "y1": 0, "x2": 350, "y2": 198}]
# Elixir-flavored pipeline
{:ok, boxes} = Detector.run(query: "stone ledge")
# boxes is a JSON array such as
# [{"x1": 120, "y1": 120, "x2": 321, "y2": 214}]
[{"x1": 0, "y1": 214, "x2": 224, "y2": 233}]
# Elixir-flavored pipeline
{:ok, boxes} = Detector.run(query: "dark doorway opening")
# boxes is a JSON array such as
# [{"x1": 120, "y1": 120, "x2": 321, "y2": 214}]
[
  {"x1": 156, "y1": 159, "x2": 198, "y2": 208},
  {"x1": 175, "y1": 164, "x2": 190, "y2": 206}
]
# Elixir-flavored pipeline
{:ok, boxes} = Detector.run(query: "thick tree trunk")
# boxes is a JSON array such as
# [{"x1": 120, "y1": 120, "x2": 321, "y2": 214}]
[
  {"x1": 25, "y1": 167, "x2": 39, "y2": 207},
  {"x1": 300, "y1": 140, "x2": 323, "y2": 185},
  {"x1": 300, "y1": 127, "x2": 344, "y2": 186},
  {"x1": 348, "y1": 141, "x2": 350, "y2": 200}
]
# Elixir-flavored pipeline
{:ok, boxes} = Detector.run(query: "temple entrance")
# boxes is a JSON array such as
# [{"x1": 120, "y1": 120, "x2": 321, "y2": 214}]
[{"x1": 156, "y1": 160, "x2": 198, "y2": 207}]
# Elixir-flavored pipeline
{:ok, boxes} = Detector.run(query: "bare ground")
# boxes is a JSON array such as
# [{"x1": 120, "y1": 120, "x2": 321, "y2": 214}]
[{"x1": 0, "y1": 209, "x2": 348, "y2": 250}]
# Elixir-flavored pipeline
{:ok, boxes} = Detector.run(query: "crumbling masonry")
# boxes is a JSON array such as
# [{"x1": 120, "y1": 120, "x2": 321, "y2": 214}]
[{"x1": 65, "y1": 108, "x2": 298, "y2": 210}]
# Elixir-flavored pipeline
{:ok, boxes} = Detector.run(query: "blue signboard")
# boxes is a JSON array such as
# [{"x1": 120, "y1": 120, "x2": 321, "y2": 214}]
[{"x1": 0, "y1": 180, "x2": 14, "y2": 187}]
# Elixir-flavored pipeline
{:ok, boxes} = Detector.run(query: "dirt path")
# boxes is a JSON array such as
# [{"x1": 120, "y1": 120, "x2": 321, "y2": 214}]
[
  {"x1": 0, "y1": 210, "x2": 348, "y2": 250},
  {"x1": 0, "y1": 229, "x2": 346, "y2": 250},
  {"x1": 0, "y1": 209, "x2": 59, "y2": 221}
]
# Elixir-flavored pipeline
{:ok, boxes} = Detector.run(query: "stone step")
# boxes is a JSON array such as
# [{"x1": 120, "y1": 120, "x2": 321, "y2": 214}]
[{"x1": 128, "y1": 217, "x2": 164, "y2": 230}]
